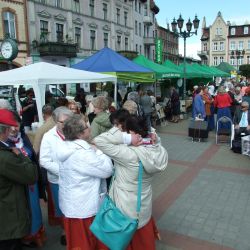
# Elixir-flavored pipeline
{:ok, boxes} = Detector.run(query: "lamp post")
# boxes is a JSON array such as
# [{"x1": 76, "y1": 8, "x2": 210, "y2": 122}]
[
  {"x1": 171, "y1": 14, "x2": 200, "y2": 99},
  {"x1": 231, "y1": 49, "x2": 245, "y2": 71}
]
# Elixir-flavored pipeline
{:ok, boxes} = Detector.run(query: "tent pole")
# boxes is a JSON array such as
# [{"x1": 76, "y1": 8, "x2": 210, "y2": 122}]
[{"x1": 114, "y1": 80, "x2": 117, "y2": 109}]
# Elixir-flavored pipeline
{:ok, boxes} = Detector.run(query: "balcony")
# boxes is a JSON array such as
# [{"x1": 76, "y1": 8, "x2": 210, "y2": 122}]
[
  {"x1": 197, "y1": 50, "x2": 209, "y2": 58},
  {"x1": 143, "y1": 16, "x2": 153, "y2": 26},
  {"x1": 143, "y1": 37, "x2": 155, "y2": 45},
  {"x1": 38, "y1": 41, "x2": 78, "y2": 57}
]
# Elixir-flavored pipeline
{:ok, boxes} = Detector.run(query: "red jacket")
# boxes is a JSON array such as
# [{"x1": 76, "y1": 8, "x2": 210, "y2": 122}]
[{"x1": 214, "y1": 93, "x2": 232, "y2": 108}]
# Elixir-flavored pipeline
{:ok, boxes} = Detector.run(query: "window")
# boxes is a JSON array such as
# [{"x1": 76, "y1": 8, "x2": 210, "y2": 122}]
[
  {"x1": 231, "y1": 28, "x2": 235, "y2": 35},
  {"x1": 136, "y1": 44, "x2": 138, "y2": 52},
  {"x1": 219, "y1": 56, "x2": 224, "y2": 63},
  {"x1": 248, "y1": 40, "x2": 250, "y2": 49},
  {"x1": 73, "y1": 0, "x2": 80, "y2": 12},
  {"x1": 213, "y1": 42, "x2": 218, "y2": 51},
  {"x1": 40, "y1": 0, "x2": 46, "y2": 3},
  {"x1": 116, "y1": 35, "x2": 121, "y2": 50},
  {"x1": 139, "y1": 45, "x2": 142, "y2": 54},
  {"x1": 216, "y1": 28, "x2": 222, "y2": 35},
  {"x1": 55, "y1": 0, "x2": 61, "y2": 7},
  {"x1": 75, "y1": 27, "x2": 81, "y2": 46},
  {"x1": 116, "y1": 8, "x2": 120, "y2": 24},
  {"x1": 247, "y1": 56, "x2": 250, "y2": 64},
  {"x1": 90, "y1": 30, "x2": 96, "y2": 50},
  {"x1": 238, "y1": 41, "x2": 244, "y2": 50},
  {"x1": 40, "y1": 20, "x2": 49, "y2": 41},
  {"x1": 203, "y1": 43, "x2": 207, "y2": 51},
  {"x1": 90, "y1": 0, "x2": 94, "y2": 17},
  {"x1": 124, "y1": 11, "x2": 128, "y2": 27},
  {"x1": 56, "y1": 23, "x2": 64, "y2": 42},
  {"x1": 138, "y1": 3, "x2": 141, "y2": 14},
  {"x1": 230, "y1": 41, "x2": 235, "y2": 50},
  {"x1": 135, "y1": 0, "x2": 137, "y2": 11},
  {"x1": 144, "y1": 4, "x2": 148, "y2": 16},
  {"x1": 135, "y1": 20, "x2": 138, "y2": 35},
  {"x1": 244, "y1": 27, "x2": 248, "y2": 35},
  {"x1": 139, "y1": 23, "x2": 141, "y2": 36},
  {"x1": 219, "y1": 42, "x2": 224, "y2": 51},
  {"x1": 104, "y1": 32, "x2": 108, "y2": 47},
  {"x1": 3, "y1": 12, "x2": 16, "y2": 38},
  {"x1": 238, "y1": 56, "x2": 244, "y2": 66},
  {"x1": 213, "y1": 57, "x2": 218, "y2": 66},
  {"x1": 230, "y1": 56, "x2": 235, "y2": 66},
  {"x1": 103, "y1": 3, "x2": 108, "y2": 20},
  {"x1": 125, "y1": 37, "x2": 128, "y2": 50}
]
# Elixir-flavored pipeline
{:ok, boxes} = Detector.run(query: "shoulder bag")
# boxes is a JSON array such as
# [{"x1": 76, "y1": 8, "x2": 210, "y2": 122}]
[{"x1": 90, "y1": 160, "x2": 143, "y2": 250}]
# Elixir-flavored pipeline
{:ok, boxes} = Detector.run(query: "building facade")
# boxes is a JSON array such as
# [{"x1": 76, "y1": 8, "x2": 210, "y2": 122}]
[
  {"x1": 199, "y1": 11, "x2": 250, "y2": 69},
  {"x1": 0, "y1": 0, "x2": 29, "y2": 70},
  {"x1": 156, "y1": 24, "x2": 179, "y2": 64},
  {"x1": 26, "y1": 0, "x2": 159, "y2": 66}
]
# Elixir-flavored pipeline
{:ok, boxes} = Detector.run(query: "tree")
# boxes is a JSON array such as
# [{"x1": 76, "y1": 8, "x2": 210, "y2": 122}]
[{"x1": 239, "y1": 64, "x2": 250, "y2": 78}]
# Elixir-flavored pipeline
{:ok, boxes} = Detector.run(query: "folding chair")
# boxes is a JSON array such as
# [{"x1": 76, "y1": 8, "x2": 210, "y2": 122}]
[{"x1": 216, "y1": 116, "x2": 233, "y2": 145}]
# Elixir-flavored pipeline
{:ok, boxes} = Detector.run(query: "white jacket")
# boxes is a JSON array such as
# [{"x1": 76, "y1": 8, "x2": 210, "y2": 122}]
[
  {"x1": 39, "y1": 126, "x2": 63, "y2": 184},
  {"x1": 94, "y1": 127, "x2": 168, "y2": 228},
  {"x1": 56, "y1": 139, "x2": 113, "y2": 218}
]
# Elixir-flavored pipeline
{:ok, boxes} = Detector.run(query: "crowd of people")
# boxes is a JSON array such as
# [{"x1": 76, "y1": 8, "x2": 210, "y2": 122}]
[
  {"x1": 0, "y1": 85, "x2": 168, "y2": 250},
  {"x1": 192, "y1": 79, "x2": 250, "y2": 135}
]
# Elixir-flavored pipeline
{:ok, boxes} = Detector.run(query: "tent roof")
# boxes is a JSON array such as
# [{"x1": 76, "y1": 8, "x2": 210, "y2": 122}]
[
  {"x1": 205, "y1": 65, "x2": 230, "y2": 77},
  {"x1": 163, "y1": 60, "x2": 182, "y2": 71},
  {"x1": 133, "y1": 55, "x2": 181, "y2": 79},
  {"x1": 0, "y1": 62, "x2": 116, "y2": 124},
  {"x1": 0, "y1": 62, "x2": 116, "y2": 86},
  {"x1": 179, "y1": 63, "x2": 212, "y2": 78},
  {"x1": 192, "y1": 63, "x2": 216, "y2": 78},
  {"x1": 216, "y1": 62, "x2": 236, "y2": 73},
  {"x1": 72, "y1": 47, "x2": 155, "y2": 82}
]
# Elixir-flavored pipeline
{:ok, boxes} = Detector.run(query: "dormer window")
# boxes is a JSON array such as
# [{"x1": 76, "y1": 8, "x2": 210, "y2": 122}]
[
  {"x1": 231, "y1": 28, "x2": 235, "y2": 35},
  {"x1": 244, "y1": 27, "x2": 249, "y2": 35}
]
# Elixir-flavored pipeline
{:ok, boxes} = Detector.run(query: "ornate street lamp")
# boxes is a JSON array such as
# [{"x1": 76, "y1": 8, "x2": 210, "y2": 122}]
[
  {"x1": 171, "y1": 14, "x2": 200, "y2": 99},
  {"x1": 231, "y1": 49, "x2": 245, "y2": 71}
]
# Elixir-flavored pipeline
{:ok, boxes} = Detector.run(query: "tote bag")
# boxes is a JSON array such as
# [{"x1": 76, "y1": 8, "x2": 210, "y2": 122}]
[{"x1": 90, "y1": 161, "x2": 143, "y2": 250}]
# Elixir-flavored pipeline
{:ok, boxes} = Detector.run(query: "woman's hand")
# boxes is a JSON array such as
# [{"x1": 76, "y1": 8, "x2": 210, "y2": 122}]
[{"x1": 131, "y1": 134, "x2": 143, "y2": 146}]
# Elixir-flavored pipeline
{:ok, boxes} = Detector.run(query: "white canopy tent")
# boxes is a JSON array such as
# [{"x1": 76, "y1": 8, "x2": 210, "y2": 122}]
[{"x1": 0, "y1": 62, "x2": 117, "y2": 123}]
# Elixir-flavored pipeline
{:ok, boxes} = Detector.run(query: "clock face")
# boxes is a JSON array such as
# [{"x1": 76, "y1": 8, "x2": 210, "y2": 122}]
[{"x1": 1, "y1": 41, "x2": 13, "y2": 60}]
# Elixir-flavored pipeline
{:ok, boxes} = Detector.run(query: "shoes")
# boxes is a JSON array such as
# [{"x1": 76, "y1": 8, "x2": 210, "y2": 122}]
[{"x1": 60, "y1": 235, "x2": 67, "y2": 246}]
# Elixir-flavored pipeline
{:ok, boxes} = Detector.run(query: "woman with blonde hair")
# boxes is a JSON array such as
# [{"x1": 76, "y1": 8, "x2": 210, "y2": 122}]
[{"x1": 90, "y1": 96, "x2": 112, "y2": 139}]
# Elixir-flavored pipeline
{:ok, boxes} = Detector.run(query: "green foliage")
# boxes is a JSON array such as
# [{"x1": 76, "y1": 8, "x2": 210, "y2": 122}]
[{"x1": 239, "y1": 64, "x2": 250, "y2": 78}]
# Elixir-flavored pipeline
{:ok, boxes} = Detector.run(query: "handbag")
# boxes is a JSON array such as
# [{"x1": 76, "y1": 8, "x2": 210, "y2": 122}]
[{"x1": 90, "y1": 161, "x2": 143, "y2": 250}]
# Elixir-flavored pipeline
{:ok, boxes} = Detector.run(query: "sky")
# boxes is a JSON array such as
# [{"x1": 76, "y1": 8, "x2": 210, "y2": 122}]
[{"x1": 154, "y1": 0, "x2": 250, "y2": 59}]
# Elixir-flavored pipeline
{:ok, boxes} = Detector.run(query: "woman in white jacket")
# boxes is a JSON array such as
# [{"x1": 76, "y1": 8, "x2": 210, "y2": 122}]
[
  {"x1": 94, "y1": 113, "x2": 168, "y2": 250},
  {"x1": 57, "y1": 113, "x2": 113, "y2": 250}
]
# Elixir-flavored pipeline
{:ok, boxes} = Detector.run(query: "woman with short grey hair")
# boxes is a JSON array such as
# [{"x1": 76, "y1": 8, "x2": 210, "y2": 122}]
[
  {"x1": 40, "y1": 106, "x2": 73, "y2": 245},
  {"x1": 57, "y1": 113, "x2": 113, "y2": 250}
]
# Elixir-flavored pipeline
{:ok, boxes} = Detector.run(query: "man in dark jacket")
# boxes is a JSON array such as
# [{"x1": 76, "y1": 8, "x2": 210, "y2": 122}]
[
  {"x1": 0, "y1": 109, "x2": 38, "y2": 250},
  {"x1": 233, "y1": 101, "x2": 250, "y2": 137}
]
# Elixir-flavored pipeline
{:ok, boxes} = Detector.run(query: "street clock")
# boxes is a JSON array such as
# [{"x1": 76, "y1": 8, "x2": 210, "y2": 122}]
[{"x1": 0, "y1": 38, "x2": 18, "y2": 61}]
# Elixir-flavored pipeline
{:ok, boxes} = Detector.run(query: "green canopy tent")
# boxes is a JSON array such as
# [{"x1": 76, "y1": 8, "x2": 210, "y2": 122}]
[
  {"x1": 216, "y1": 62, "x2": 236, "y2": 74},
  {"x1": 208, "y1": 66, "x2": 230, "y2": 77},
  {"x1": 133, "y1": 55, "x2": 182, "y2": 79},
  {"x1": 178, "y1": 63, "x2": 212, "y2": 79},
  {"x1": 191, "y1": 63, "x2": 215, "y2": 78},
  {"x1": 163, "y1": 60, "x2": 182, "y2": 72}
]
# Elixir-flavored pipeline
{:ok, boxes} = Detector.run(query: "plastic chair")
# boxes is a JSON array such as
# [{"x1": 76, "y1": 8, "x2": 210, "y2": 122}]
[{"x1": 216, "y1": 116, "x2": 233, "y2": 145}]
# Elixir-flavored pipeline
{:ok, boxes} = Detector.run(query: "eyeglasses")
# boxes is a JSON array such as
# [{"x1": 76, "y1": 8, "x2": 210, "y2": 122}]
[
  {"x1": 57, "y1": 120, "x2": 65, "y2": 124},
  {"x1": 241, "y1": 106, "x2": 248, "y2": 109}
]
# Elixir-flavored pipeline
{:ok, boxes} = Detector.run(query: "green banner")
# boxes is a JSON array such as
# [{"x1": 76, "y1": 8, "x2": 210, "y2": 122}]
[{"x1": 155, "y1": 38, "x2": 163, "y2": 64}]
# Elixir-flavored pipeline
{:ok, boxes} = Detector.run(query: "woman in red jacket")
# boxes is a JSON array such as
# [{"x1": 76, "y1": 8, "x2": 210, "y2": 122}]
[{"x1": 214, "y1": 86, "x2": 233, "y2": 130}]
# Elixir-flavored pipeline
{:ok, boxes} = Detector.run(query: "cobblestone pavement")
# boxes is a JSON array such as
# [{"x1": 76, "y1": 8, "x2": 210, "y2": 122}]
[{"x1": 25, "y1": 118, "x2": 250, "y2": 250}]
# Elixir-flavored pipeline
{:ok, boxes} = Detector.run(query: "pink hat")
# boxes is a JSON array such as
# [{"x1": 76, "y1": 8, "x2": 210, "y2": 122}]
[{"x1": 0, "y1": 109, "x2": 18, "y2": 127}]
